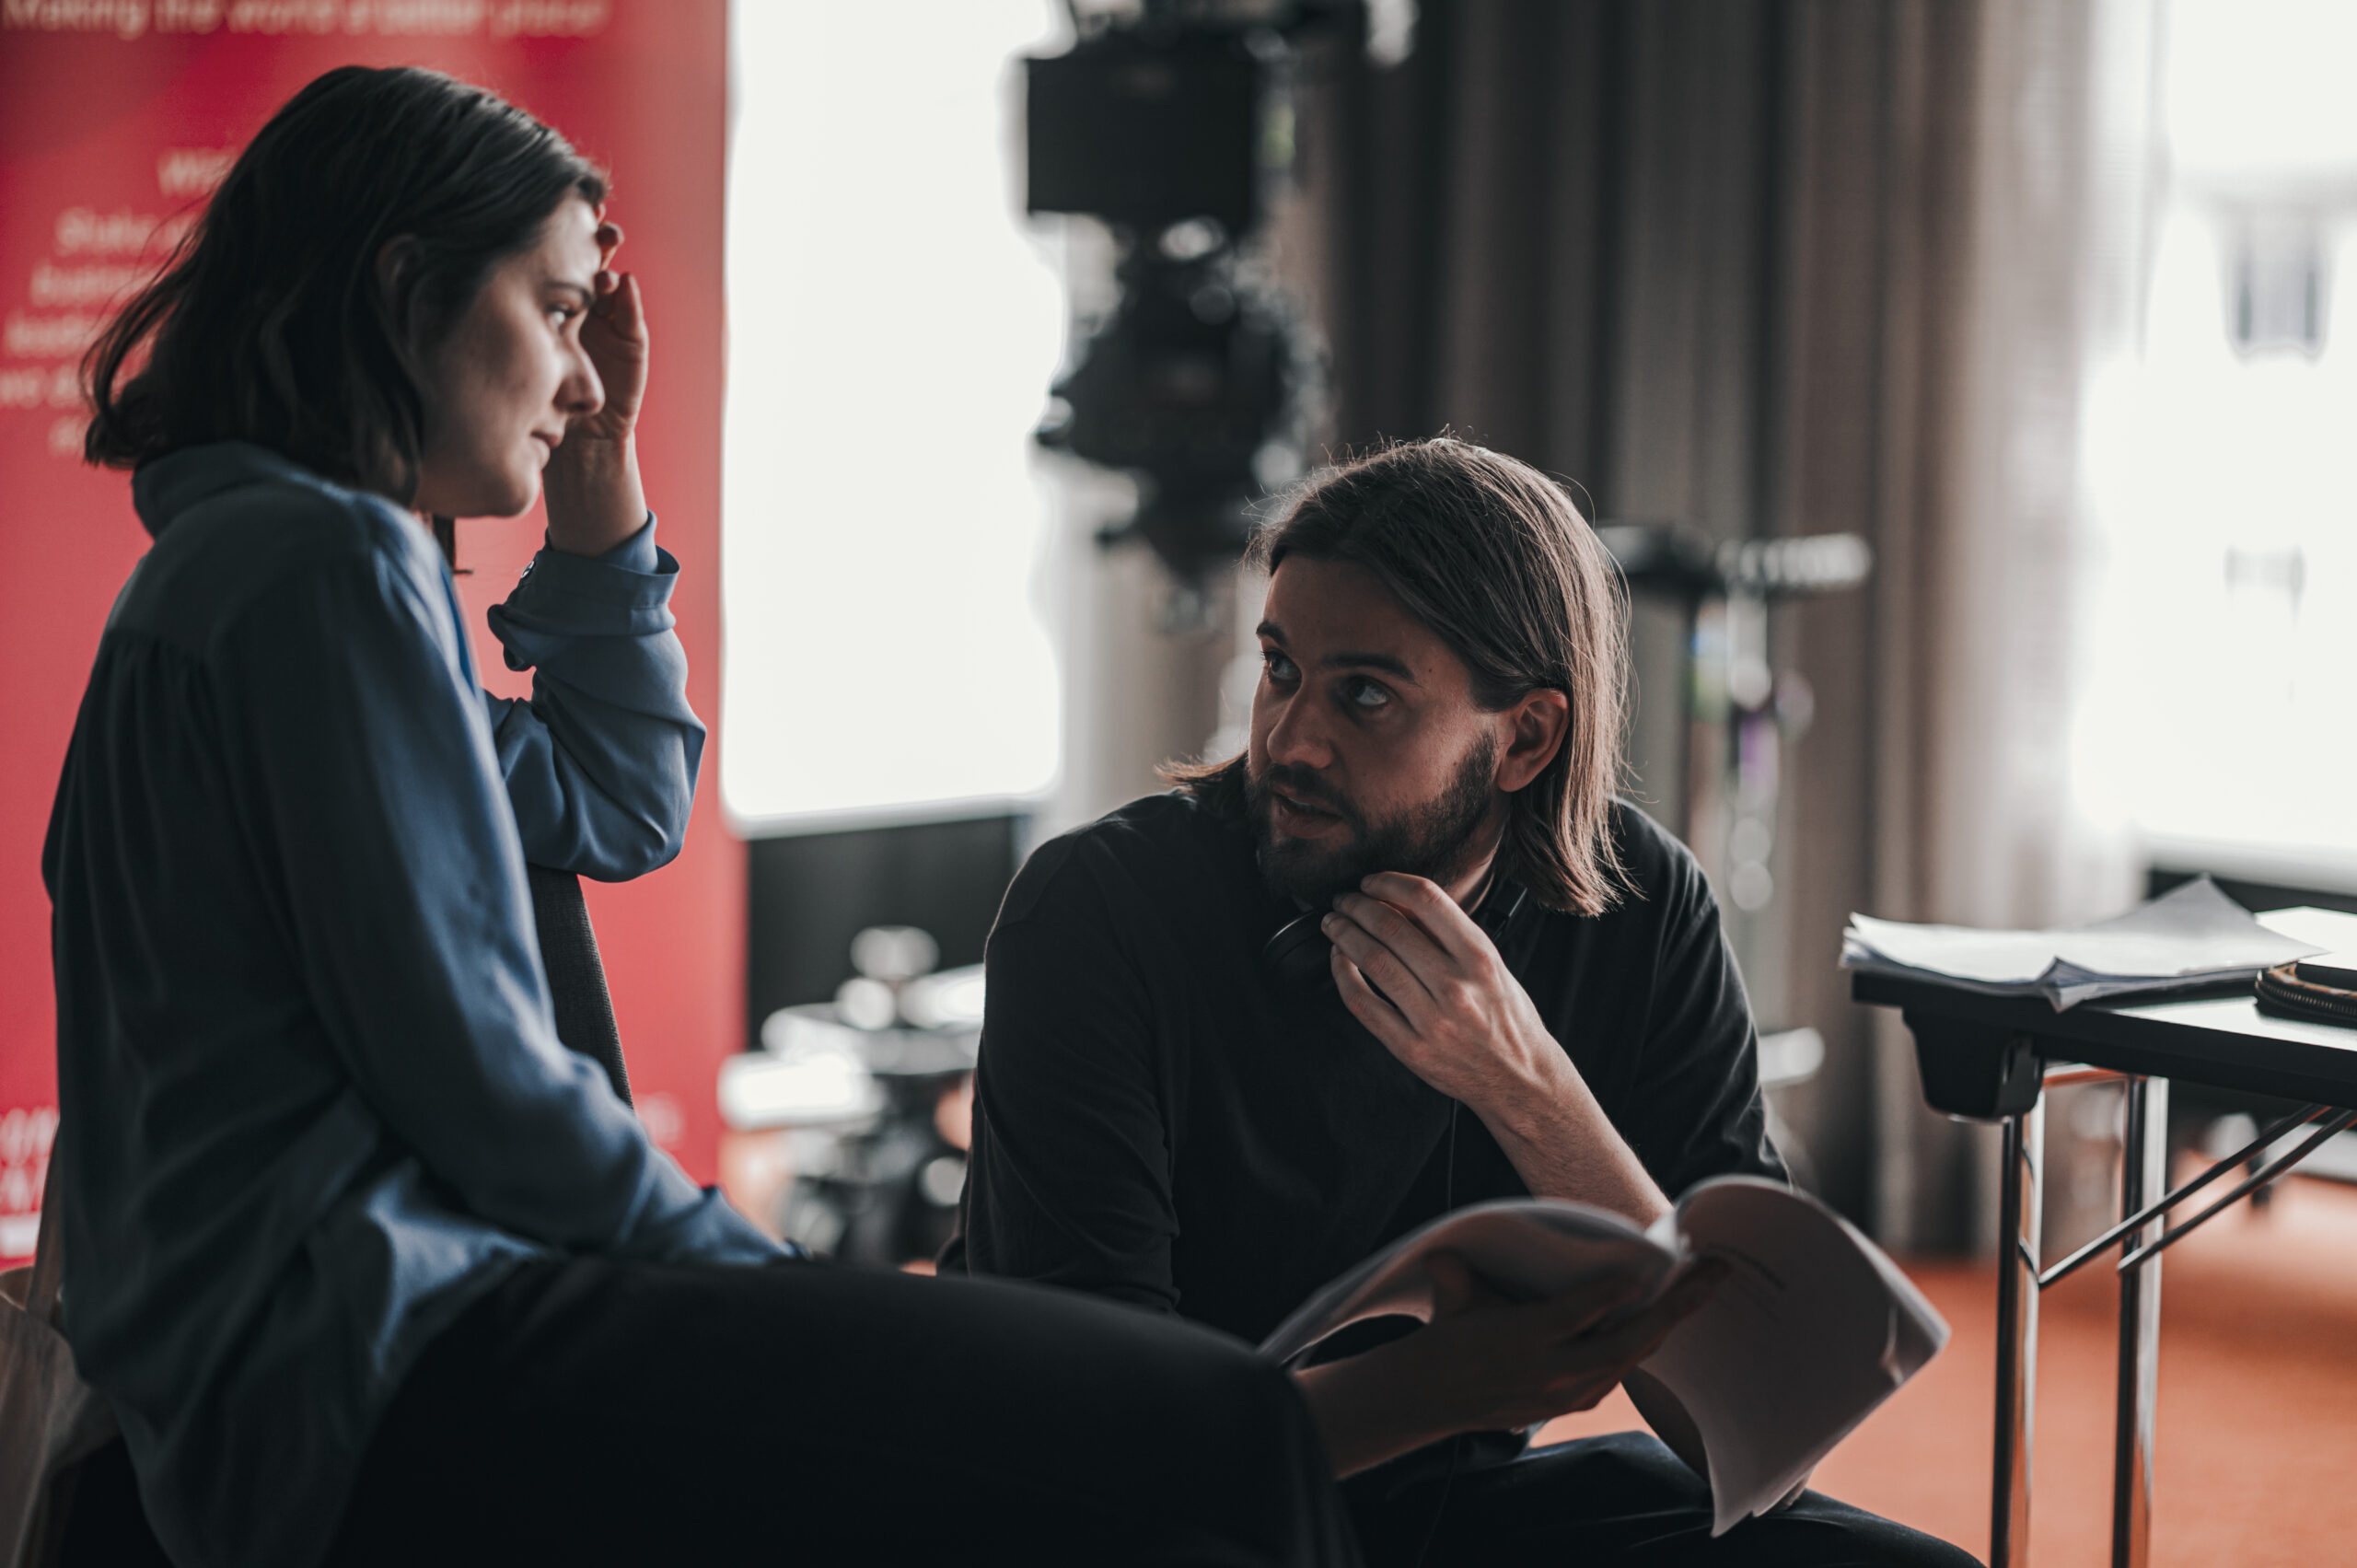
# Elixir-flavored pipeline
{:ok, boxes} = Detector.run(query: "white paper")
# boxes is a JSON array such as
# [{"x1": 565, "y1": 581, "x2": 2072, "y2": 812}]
[
  {"x1": 1844, "y1": 918, "x2": 2061, "y2": 984},
  {"x1": 1256, "y1": 1201, "x2": 1673, "y2": 1366},
  {"x1": 1260, "y1": 1180, "x2": 1947, "y2": 1539},
  {"x1": 2256, "y1": 905, "x2": 2357, "y2": 953},
  {"x1": 1638, "y1": 1180, "x2": 1948, "y2": 1535},
  {"x1": 1842, "y1": 877, "x2": 2323, "y2": 1009}
]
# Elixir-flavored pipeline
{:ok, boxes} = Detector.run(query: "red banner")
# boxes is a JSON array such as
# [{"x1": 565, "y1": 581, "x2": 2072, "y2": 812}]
[{"x1": 0, "y1": 0, "x2": 739, "y2": 1256}]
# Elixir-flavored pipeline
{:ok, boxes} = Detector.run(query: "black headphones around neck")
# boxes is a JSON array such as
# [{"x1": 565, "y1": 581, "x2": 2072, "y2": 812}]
[{"x1": 1259, "y1": 881, "x2": 1530, "y2": 993}]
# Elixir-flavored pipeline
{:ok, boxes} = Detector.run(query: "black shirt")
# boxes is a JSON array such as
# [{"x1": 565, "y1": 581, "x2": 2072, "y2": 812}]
[{"x1": 946, "y1": 791, "x2": 1782, "y2": 1347}]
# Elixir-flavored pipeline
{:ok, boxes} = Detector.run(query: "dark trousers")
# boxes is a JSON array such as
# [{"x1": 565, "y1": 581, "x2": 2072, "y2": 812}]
[
  {"x1": 322, "y1": 1255, "x2": 1362, "y2": 1568},
  {"x1": 1342, "y1": 1431, "x2": 1982, "y2": 1568}
]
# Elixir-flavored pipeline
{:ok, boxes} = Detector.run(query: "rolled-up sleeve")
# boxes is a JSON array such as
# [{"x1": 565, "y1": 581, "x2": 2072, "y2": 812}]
[
  {"x1": 483, "y1": 515, "x2": 703, "y2": 882},
  {"x1": 219, "y1": 545, "x2": 775, "y2": 1266}
]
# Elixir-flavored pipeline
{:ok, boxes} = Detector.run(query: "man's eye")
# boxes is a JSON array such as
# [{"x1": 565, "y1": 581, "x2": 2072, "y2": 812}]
[
  {"x1": 1346, "y1": 679, "x2": 1390, "y2": 710},
  {"x1": 1264, "y1": 652, "x2": 1299, "y2": 683}
]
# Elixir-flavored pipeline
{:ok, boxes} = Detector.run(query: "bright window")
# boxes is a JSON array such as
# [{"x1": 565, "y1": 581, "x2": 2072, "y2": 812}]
[
  {"x1": 2077, "y1": 0, "x2": 2357, "y2": 886},
  {"x1": 720, "y1": 1, "x2": 1067, "y2": 830}
]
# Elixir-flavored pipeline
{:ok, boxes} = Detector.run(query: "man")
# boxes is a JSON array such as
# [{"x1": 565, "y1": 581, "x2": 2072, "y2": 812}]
[{"x1": 946, "y1": 439, "x2": 1972, "y2": 1566}]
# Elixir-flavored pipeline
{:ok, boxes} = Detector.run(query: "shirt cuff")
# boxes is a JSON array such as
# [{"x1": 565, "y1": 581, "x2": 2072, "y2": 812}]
[
  {"x1": 595, "y1": 513, "x2": 661, "y2": 574},
  {"x1": 493, "y1": 511, "x2": 678, "y2": 642}
]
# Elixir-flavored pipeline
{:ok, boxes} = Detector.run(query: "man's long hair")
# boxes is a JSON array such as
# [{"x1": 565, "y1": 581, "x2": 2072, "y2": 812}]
[{"x1": 1168, "y1": 438, "x2": 1632, "y2": 916}]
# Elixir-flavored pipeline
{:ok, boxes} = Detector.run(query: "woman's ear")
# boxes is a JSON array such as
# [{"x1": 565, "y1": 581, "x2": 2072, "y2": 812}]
[
  {"x1": 374, "y1": 236, "x2": 421, "y2": 338},
  {"x1": 1495, "y1": 689, "x2": 1570, "y2": 795}
]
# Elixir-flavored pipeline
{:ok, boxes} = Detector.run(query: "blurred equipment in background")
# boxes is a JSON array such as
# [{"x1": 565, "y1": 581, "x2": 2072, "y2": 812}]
[
  {"x1": 1603, "y1": 523, "x2": 1872, "y2": 1186},
  {"x1": 1026, "y1": 1, "x2": 1362, "y2": 586},
  {"x1": 1756, "y1": 1026, "x2": 1829, "y2": 1192},
  {"x1": 1600, "y1": 522, "x2": 1872, "y2": 917},
  {"x1": 719, "y1": 927, "x2": 982, "y2": 1267}
]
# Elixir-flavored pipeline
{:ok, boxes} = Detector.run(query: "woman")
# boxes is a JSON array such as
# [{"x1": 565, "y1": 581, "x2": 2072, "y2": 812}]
[{"x1": 48, "y1": 65, "x2": 1701, "y2": 1568}]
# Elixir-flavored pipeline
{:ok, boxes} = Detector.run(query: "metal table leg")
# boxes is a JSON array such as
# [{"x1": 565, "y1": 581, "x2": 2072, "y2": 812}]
[
  {"x1": 1992, "y1": 1098, "x2": 2044, "y2": 1568},
  {"x1": 2113, "y1": 1076, "x2": 2166, "y2": 1568}
]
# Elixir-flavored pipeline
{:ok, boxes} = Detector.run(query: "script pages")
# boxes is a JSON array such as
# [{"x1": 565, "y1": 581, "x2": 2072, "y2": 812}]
[
  {"x1": 1258, "y1": 1178, "x2": 1949, "y2": 1536},
  {"x1": 1842, "y1": 875, "x2": 2321, "y2": 1009}
]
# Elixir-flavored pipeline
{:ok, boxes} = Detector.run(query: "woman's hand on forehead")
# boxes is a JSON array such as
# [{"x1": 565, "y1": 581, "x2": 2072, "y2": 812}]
[
  {"x1": 568, "y1": 214, "x2": 647, "y2": 442},
  {"x1": 594, "y1": 214, "x2": 623, "y2": 294}
]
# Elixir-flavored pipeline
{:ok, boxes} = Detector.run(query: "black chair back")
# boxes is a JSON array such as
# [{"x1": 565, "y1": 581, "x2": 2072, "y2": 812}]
[{"x1": 523, "y1": 865, "x2": 632, "y2": 1106}]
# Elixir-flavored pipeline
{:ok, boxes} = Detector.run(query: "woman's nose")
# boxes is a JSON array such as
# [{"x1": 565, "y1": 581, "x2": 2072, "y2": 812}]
[{"x1": 560, "y1": 348, "x2": 603, "y2": 419}]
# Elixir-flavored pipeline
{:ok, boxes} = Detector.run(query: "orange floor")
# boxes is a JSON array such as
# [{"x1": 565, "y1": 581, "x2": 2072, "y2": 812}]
[{"x1": 1538, "y1": 1176, "x2": 2357, "y2": 1566}]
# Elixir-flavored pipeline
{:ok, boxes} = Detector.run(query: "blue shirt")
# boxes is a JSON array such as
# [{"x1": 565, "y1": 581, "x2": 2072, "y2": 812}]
[{"x1": 42, "y1": 443, "x2": 784, "y2": 1568}]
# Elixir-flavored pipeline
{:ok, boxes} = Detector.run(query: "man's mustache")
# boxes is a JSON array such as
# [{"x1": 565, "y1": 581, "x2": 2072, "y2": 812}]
[{"x1": 1253, "y1": 763, "x2": 1357, "y2": 825}]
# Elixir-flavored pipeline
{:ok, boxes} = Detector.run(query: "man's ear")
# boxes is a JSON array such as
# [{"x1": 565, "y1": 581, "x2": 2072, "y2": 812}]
[{"x1": 1494, "y1": 689, "x2": 1570, "y2": 795}]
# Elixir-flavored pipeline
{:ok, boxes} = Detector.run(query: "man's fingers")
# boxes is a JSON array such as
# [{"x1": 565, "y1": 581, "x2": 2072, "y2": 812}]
[
  {"x1": 1576, "y1": 1261, "x2": 1727, "y2": 1364},
  {"x1": 1332, "y1": 951, "x2": 1412, "y2": 1046},
  {"x1": 1428, "y1": 1250, "x2": 1493, "y2": 1318},
  {"x1": 1508, "y1": 1260, "x2": 1723, "y2": 1381},
  {"x1": 1529, "y1": 1271, "x2": 1652, "y2": 1339},
  {"x1": 1330, "y1": 890, "x2": 1454, "y2": 984},
  {"x1": 1359, "y1": 872, "x2": 1490, "y2": 965},
  {"x1": 1323, "y1": 910, "x2": 1435, "y2": 1012},
  {"x1": 1660, "y1": 1257, "x2": 1729, "y2": 1317}
]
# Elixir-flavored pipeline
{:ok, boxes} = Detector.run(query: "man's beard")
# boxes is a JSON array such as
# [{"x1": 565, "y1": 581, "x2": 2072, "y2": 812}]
[{"x1": 1248, "y1": 735, "x2": 1500, "y2": 909}]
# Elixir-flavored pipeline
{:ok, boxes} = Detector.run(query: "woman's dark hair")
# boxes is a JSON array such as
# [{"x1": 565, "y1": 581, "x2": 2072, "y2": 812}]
[
  {"x1": 1168, "y1": 438, "x2": 1633, "y2": 916},
  {"x1": 83, "y1": 65, "x2": 606, "y2": 505}
]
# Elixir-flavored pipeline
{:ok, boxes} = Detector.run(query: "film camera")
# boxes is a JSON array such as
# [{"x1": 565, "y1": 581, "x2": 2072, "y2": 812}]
[{"x1": 1024, "y1": 3, "x2": 1345, "y2": 582}]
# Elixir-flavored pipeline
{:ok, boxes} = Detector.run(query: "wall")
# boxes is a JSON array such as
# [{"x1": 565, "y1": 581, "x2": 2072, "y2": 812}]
[{"x1": 0, "y1": 0, "x2": 738, "y2": 1255}]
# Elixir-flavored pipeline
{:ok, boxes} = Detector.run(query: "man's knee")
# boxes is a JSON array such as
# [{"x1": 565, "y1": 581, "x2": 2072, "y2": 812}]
[
  {"x1": 1745, "y1": 1493, "x2": 1984, "y2": 1568},
  {"x1": 1389, "y1": 1433, "x2": 1979, "y2": 1568}
]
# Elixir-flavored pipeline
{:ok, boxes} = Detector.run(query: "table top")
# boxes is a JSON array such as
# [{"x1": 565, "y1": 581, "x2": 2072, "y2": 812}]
[{"x1": 1850, "y1": 970, "x2": 2357, "y2": 1109}]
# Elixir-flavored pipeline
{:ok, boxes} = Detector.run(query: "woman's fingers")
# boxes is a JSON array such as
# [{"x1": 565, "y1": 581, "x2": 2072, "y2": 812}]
[
  {"x1": 614, "y1": 273, "x2": 646, "y2": 339},
  {"x1": 592, "y1": 222, "x2": 627, "y2": 297},
  {"x1": 589, "y1": 273, "x2": 648, "y2": 345}
]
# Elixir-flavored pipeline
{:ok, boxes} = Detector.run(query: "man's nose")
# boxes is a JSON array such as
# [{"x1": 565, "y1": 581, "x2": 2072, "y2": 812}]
[{"x1": 1261, "y1": 690, "x2": 1332, "y2": 771}]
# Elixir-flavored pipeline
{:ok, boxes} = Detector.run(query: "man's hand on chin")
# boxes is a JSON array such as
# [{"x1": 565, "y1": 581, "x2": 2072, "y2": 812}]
[
  {"x1": 1323, "y1": 871, "x2": 1671, "y2": 1225},
  {"x1": 1321, "y1": 871, "x2": 1562, "y2": 1108}
]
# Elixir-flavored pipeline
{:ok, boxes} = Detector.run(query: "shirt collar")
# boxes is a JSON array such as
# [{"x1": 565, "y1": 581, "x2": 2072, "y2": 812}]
[{"x1": 131, "y1": 442, "x2": 343, "y2": 540}]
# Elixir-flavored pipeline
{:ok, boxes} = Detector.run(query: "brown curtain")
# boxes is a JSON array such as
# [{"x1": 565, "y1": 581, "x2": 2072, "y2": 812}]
[{"x1": 1283, "y1": 0, "x2": 2144, "y2": 1247}]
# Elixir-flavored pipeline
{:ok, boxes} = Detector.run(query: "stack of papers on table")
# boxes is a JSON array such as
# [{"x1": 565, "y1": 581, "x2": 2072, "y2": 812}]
[{"x1": 1842, "y1": 877, "x2": 2327, "y2": 1010}]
